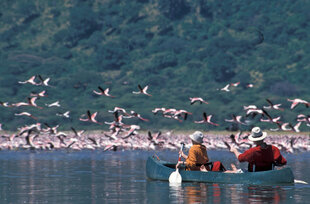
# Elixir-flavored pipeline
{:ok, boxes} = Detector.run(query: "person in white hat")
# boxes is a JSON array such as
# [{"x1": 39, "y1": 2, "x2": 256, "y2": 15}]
[{"x1": 230, "y1": 127, "x2": 287, "y2": 172}]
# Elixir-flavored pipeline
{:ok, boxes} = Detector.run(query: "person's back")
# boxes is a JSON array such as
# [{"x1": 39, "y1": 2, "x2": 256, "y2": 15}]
[
  {"x1": 186, "y1": 143, "x2": 209, "y2": 171},
  {"x1": 238, "y1": 144, "x2": 286, "y2": 172},
  {"x1": 231, "y1": 127, "x2": 287, "y2": 172}
]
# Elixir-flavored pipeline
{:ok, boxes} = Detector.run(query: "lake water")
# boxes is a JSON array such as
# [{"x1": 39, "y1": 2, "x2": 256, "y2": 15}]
[{"x1": 0, "y1": 150, "x2": 309, "y2": 203}]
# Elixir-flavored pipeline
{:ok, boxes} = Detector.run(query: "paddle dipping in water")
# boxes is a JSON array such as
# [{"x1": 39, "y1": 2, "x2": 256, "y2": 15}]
[{"x1": 169, "y1": 143, "x2": 185, "y2": 184}]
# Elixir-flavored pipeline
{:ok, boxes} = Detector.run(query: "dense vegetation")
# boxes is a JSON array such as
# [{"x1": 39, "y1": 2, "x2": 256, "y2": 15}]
[{"x1": 0, "y1": 0, "x2": 309, "y2": 132}]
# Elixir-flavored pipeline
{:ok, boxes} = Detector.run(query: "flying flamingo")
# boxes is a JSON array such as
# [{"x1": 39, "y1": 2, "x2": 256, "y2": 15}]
[
  {"x1": 132, "y1": 84, "x2": 152, "y2": 96},
  {"x1": 37, "y1": 75, "x2": 51, "y2": 86},
  {"x1": 125, "y1": 110, "x2": 149, "y2": 121},
  {"x1": 189, "y1": 97, "x2": 209, "y2": 105},
  {"x1": 220, "y1": 84, "x2": 230, "y2": 92},
  {"x1": 230, "y1": 82, "x2": 240, "y2": 87},
  {"x1": 263, "y1": 99, "x2": 284, "y2": 111},
  {"x1": 0, "y1": 101, "x2": 13, "y2": 107},
  {"x1": 30, "y1": 90, "x2": 48, "y2": 97},
  {"x1": 79, "y1": 110, "x2": 102, "y2": 125},
  {"x1": 243, "y1": 105, "x2": 258, "y2": 110},
  {"x1": 287, "y1": 98, "x2": 310, "y2": 109},
  {"x1": 224, "y1": 114, "x2": 246, "y2": 125},
  {"x1": 122, "y1": 125, "x2": 140, "y2": 139},
  {"x1": 56, "y1": 111, "x2": 70, "y2": 118},
  {"x1": 45, "y1": 101, "x2": 60, "y2": 107},
  {"x1": 152, "y1": 108, "x2": 166, "y2": 115},
  {"x1": 13, "y1": 97, "x2": 43, "y2": 109},
  {"x1": 18, "y1": 76, "x2": 39, "y2": 85},
  {"x1": 14, "y1": 112, "x2": 38, "y2": 120},
  {"x1": 71, "y1": 127, "x2": 85, "y2": 137},
  {"x1": 194, "y1": 112, "x2": 219, "y2": 126},
  {"x1": 93, "y1": 86, "x2": 115, "y2": 97}
]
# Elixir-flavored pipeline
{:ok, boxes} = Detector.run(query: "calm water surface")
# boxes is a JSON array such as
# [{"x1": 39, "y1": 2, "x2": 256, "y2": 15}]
[{"x1": 0, "y1": 150, "x2": 309, "y2": 203}]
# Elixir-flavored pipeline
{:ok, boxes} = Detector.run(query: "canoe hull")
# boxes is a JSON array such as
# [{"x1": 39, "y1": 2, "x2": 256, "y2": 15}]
[{"x1": 146, "y1": 156, "x2": 294, "y2": 185}]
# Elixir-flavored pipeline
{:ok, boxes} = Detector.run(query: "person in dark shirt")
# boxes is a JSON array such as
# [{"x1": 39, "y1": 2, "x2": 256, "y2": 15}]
[{"x1": 230, "y1": 127, "x2": 287, "y2": 172}]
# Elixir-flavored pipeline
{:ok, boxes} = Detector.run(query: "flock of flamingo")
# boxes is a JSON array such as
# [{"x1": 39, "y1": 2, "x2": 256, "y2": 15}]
[{"x1": 0, "y1": 75, "x2": 309, "y2": 153}]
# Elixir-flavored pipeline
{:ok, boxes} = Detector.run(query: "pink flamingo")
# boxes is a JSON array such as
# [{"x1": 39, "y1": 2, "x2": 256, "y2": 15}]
[
  {"x1": 14, "y1": 112, "x2": 38, "y2": 120},
  {"x1": 263, "y1": 99, "x2": 284, "y2": 111},
  {"x1": 93, "y1": 86, "x2": 115, "y2": 97},
  {"x1": 18, "y1": 76, "x2": 39, "y2": 85},
  {"x1": 189, "y1": 97, "x2": 209, "y2": 105},
  {"x1": 287, "y1": 98, "x2": 310, "y2": 109},
  {"x1": 132, "y1": 84, "x2": 152, "y2": 96},
  {"x1": 194, "y1": 112, "x2": 219, "y2": 126},
  {"x1": 79, "y1": 110, "x2": 102, "y2": 125}
]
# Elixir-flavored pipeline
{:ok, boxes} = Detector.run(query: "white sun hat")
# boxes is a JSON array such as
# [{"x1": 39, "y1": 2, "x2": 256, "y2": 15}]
[
  {"x1": 248, "y1": 127, "x2": 267, "y2": 141},
  {"x1": 189, "y1": 131, "x2": 204, "y2": 144}
]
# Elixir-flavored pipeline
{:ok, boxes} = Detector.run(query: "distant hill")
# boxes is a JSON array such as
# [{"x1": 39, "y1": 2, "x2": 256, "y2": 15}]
[{"x1": 0, "y1": 0, "x2": 309, "y2": 131}]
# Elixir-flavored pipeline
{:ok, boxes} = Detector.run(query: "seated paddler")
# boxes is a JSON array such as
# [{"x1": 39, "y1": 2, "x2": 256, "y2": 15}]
[
  {"x1": 230, "y1": 127, "x2": 287, "y2": 172},
  {"x1": 176, "y1": 131, "x2": 226, "y2": 171}
]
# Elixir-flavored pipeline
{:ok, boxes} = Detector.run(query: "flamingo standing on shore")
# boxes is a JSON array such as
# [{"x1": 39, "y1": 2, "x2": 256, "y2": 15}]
[{"x1": 132, "y1": 85, "x2": 152, "y2": 96}]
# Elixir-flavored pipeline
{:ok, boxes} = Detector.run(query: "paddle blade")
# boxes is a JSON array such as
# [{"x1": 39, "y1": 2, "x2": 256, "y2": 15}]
[
  {"x1": 169, "y1": 169, "x2": 182, "y2": 184},
  {"x1": 294, "y1": 179, "x2": 308, "y2": 184}
]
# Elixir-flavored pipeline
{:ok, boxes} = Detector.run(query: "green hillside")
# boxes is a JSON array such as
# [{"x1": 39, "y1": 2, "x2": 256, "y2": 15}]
[{"x1": 0, "y1": 0, "x2": 309, "y2": 131}]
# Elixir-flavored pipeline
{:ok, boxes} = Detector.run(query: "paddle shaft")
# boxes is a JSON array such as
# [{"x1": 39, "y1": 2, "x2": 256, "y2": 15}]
[{"x1": 178, "y1": 143, "x2": 185, "y2": 162}]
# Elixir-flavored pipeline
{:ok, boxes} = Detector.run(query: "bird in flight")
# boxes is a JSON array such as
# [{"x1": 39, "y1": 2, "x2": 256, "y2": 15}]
[
  {"x1": 93, "y1": 86, "x2": 115, "y2": 97},
  {"x1": 189, "y1": 97, "x2": 208, "y2": 105},
  {"x1": 132, "y1": 84, "x2": 152, "y2": 96}
]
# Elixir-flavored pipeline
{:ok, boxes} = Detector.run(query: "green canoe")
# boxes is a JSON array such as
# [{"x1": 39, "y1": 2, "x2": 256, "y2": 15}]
[{"x1": 146, "y1": 156, "x2": 294, "y2": 185}]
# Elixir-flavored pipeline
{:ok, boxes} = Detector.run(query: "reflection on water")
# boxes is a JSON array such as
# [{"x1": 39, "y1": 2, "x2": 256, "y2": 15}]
[{"x1": 0, "y1": 150, "x2": 309, "y2": 203}]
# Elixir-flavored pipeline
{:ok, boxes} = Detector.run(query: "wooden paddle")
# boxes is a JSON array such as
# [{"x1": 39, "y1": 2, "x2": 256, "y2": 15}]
[{"x1": 169, "y1": 143, "x2": 185, "y2": 184}]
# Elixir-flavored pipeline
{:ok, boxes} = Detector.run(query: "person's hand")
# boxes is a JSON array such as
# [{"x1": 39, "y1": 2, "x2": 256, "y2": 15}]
[
  {"x1": 200, "y1": 165, "x2": 208, "y2": 172},
  {"x1": 176, "y1": 161, "x2": 182, "y2": 169},
  {"x1": 230, "y1": 147, "x2": 236, "y2": 153}
]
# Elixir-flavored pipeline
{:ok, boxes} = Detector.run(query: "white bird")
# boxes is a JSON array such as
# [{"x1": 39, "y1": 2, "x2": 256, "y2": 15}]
[
  {"x1": 263, "y1": 99, "x2": 284, "y2": 111},
  {"x1": 287, "y1": 98, "x2": 310, "y2": 109},
  {"x1": 220, "y1": 84, "x2": 230, "y2": 92},
  {"x1": 71, "y1": 127, "x2": 85, "y2": 137},
  {"x1": 15, "y1": 112, "x2": 38, "y2": 120},
  {"x1": 18, "y1": 76, "x2": 39, "y2": 85},
  {"x1": 46, "y1": 101, "x2": 60, "y2": 107},
  {"x1": 80, "y1": 110, "x2": 102, "y2": 125},
  {"x1": 189, "y1": 97, "x2": 209, "y2": 105},
  {"x1": 30, "y1": 90, "x2": 48, "y2": 97},
  {"x1": 93, "y1": 86, "x2": 115, "y2": 97},
  {"x1": 37, "y1": 75, "x2": 51, "y2": 86},
  {"x1": 56, "y1": 111, "x2": 70, "y2": 118},
  {"x1": 132, "y1": 84, "x2": 152, "y2": 96}
]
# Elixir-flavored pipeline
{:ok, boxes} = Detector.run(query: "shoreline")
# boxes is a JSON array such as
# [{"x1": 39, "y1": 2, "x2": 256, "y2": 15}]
[{"x1": 0, "y1": 129, "x2": 309, "y2": 152}]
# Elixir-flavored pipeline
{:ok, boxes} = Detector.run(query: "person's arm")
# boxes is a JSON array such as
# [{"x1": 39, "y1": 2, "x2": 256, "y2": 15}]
[
  {"x1": 230, "y1": 147, "x2": 241, "y2": 159},
  {"x1": 273, "y1": 146, "x2": 287, "y2": 166},
  {"x1": 179, "y1": 150, "x2": 188, "y2": 159},
  {"x1": 176, "y1": 160, "x2": 186, "y2": 169}
]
